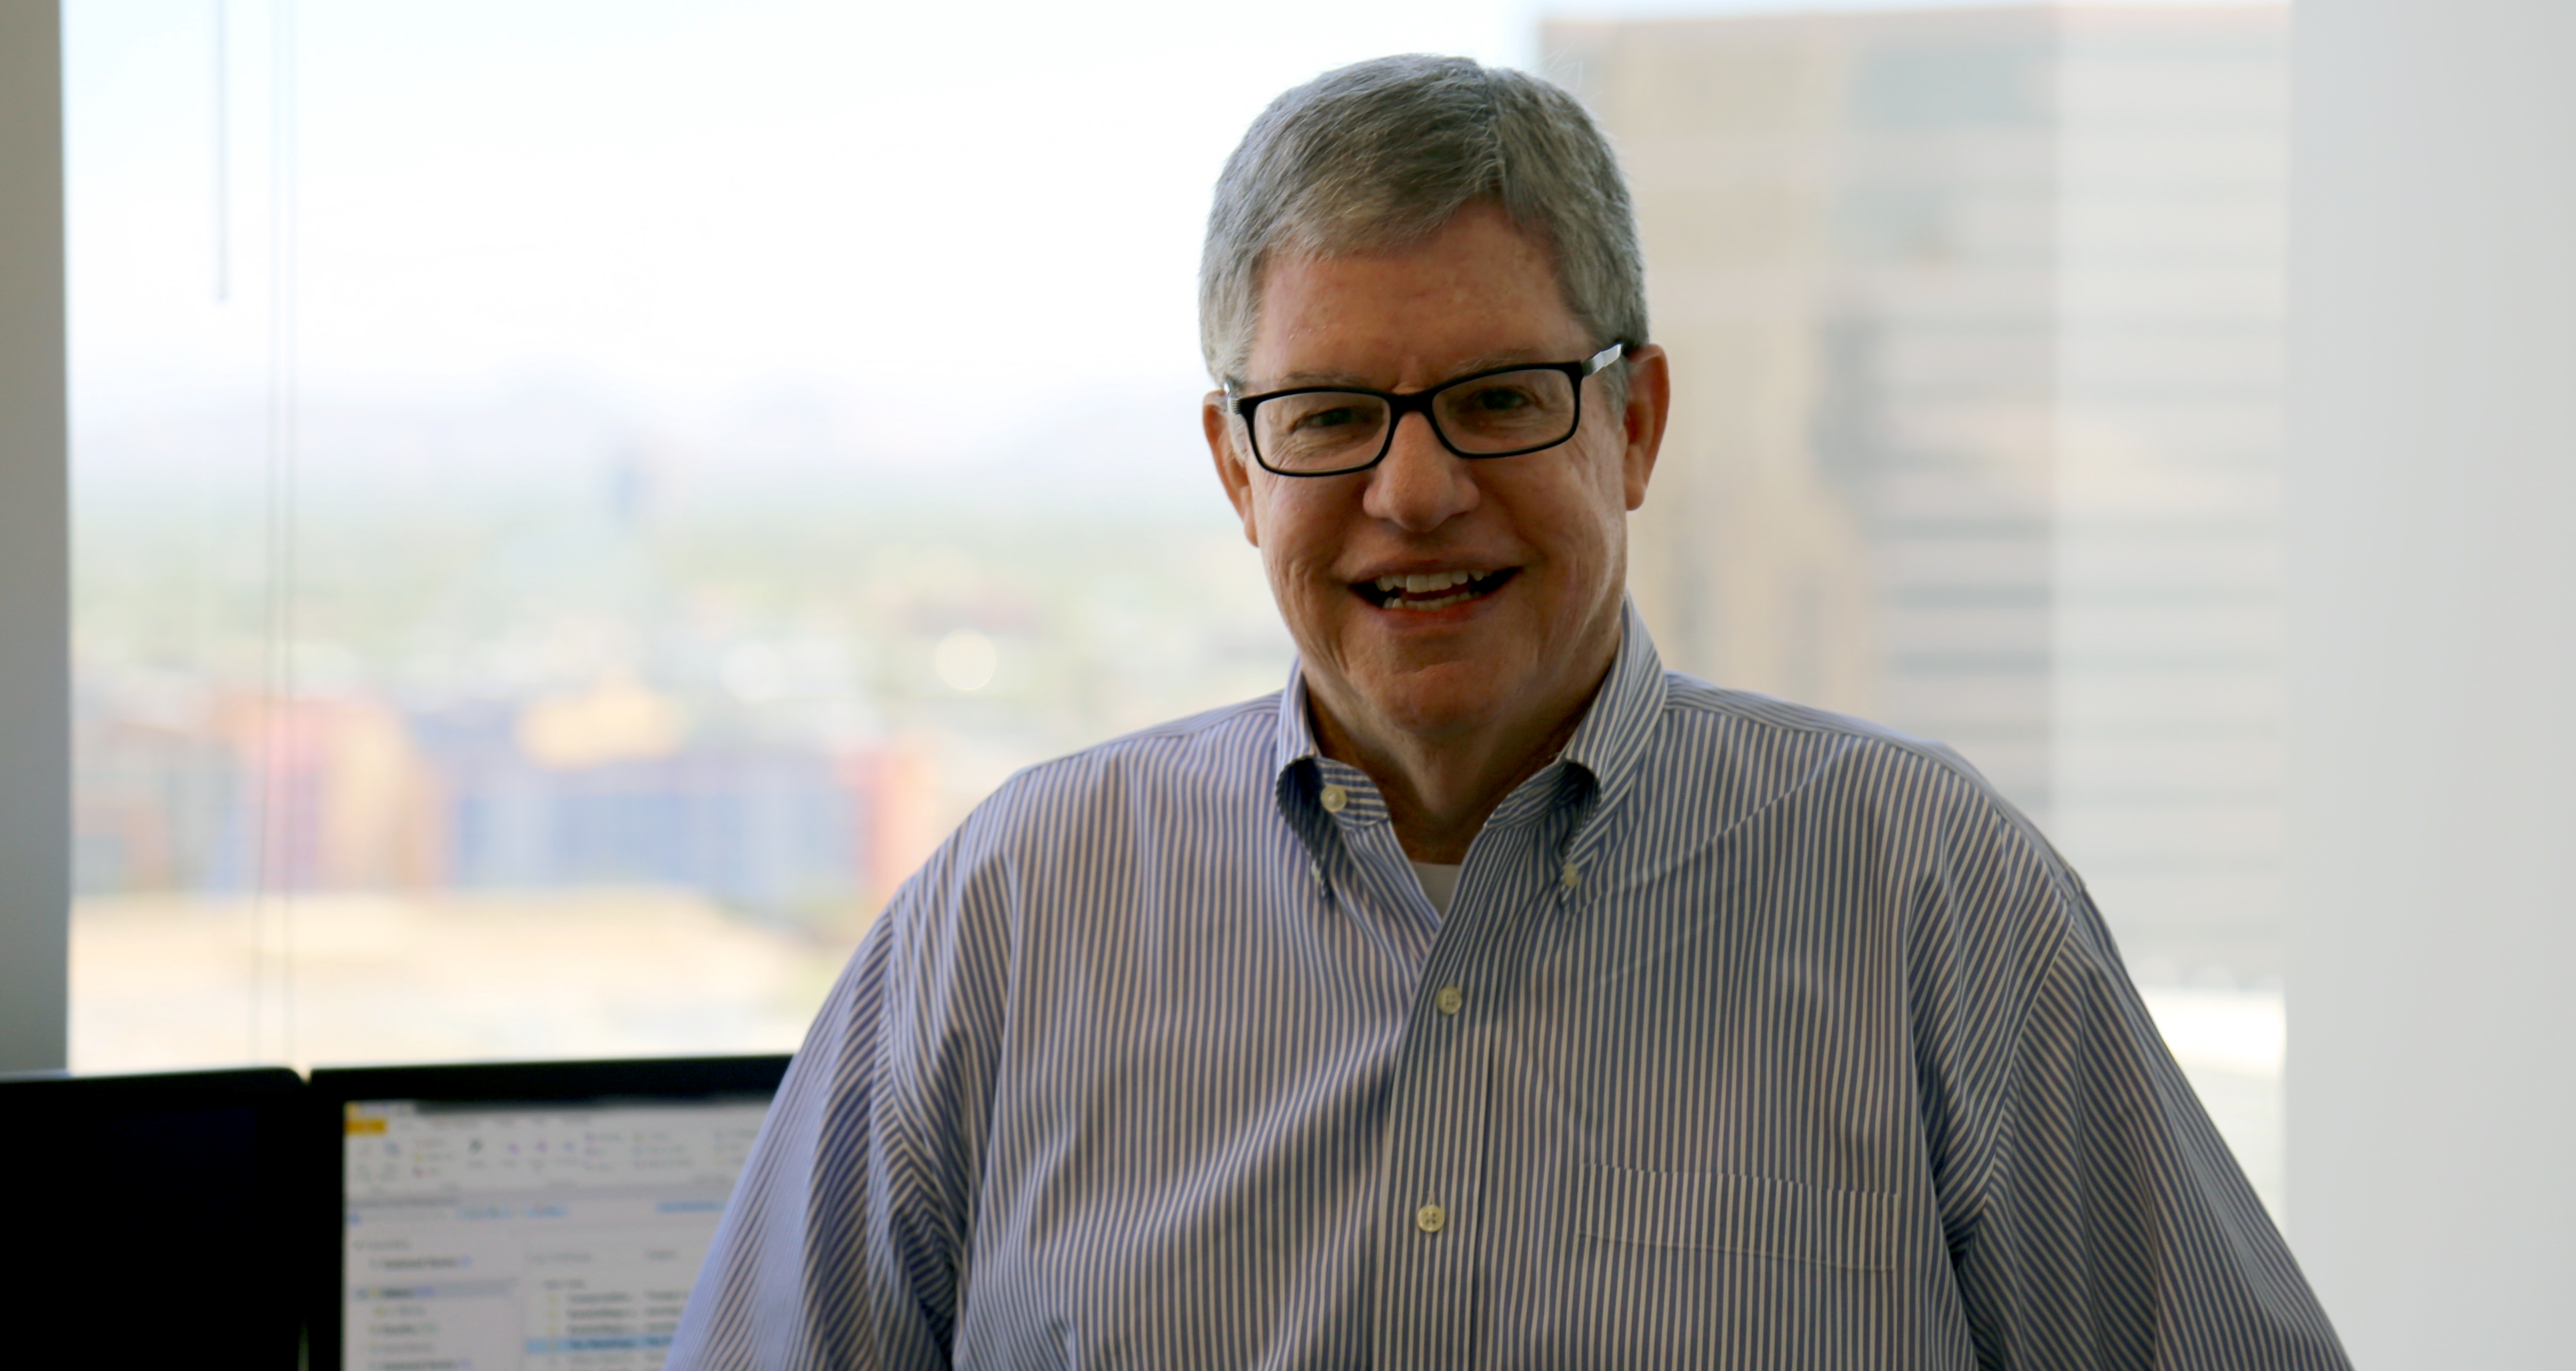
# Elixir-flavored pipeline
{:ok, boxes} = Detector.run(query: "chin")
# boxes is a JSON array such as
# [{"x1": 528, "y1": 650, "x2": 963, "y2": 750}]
[{"x1": 1353, "y1": 665, "x2": 1515, "y2": 738}]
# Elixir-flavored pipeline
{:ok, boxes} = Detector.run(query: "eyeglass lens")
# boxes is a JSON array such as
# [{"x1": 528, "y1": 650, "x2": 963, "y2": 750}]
[{"x1": 1253, "y1": 368, "x2": 1579, "y2": 473}]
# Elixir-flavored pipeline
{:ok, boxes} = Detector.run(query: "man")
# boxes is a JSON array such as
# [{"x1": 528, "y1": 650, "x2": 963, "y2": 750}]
[{"x1": 671, "y1": 56, "x2": 2348, "y2": 1368}]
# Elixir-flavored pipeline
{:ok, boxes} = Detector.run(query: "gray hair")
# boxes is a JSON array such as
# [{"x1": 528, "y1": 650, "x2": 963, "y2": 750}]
[{"x1": 1198, "y1": 54, "x2": 1648, "y2": 388}]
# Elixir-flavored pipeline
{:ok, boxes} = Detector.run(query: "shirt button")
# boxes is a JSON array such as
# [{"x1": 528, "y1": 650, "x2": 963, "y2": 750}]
[
  {"x1": 1309, "y1": 861, "x2": 1323, "y2": 882},
  {"x1": 1320, "y1": 784, "x2": 1348, "y2": 814},
  {"x1": 1434, "y1": 985, "x2": 1464, "y2": 1016},
  {"x1": 1560, "y1": 862, "x2": 1582, "y2": 890},
  {"x1": 1415, "y1": 1202, "x2": 1447, "y2": 1234}
]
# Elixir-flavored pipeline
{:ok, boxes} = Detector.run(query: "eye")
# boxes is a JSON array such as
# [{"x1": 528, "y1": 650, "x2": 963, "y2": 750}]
[
  {"x1": 1463, "y1": 383, "x2": 1535, "y2": 412},
  {"x1": 1293, "y1": 404, "x2": 1364, "y2": 432}
]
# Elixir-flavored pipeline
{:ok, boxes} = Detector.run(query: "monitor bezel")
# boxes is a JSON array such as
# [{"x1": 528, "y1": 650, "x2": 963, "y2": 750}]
[{"x1": 306, "y1": 1054, "x2": 790, "y2": 1371}]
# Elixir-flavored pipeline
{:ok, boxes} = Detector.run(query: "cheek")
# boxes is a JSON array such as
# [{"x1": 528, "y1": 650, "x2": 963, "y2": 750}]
[
  {"x1": 1249, "y1": 499, "x2": 1343, "y2": 608},
  {"x1": 1580, "y1": 451, "x2": 1636, "y2": 566},
  {"x1": 1253, "y1": 494, "x2": 1331, "y2": 575},
  {"x1": 1527, "y1": 466, "x2": 1629, "y2": 579}
]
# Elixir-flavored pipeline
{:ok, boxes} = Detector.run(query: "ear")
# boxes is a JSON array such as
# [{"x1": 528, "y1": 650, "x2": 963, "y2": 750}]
[
  {"x1": 1204, "y1": 391, "x2": 1262, "y2": 548},
  {"x1": 1616, "y1": 343, "x2": 1672, "y2": 512}
]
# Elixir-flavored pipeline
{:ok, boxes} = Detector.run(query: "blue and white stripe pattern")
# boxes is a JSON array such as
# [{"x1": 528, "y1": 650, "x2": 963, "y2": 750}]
[{"x1": 669, "y1": 602, "x2": 2348, "y2": 1368}]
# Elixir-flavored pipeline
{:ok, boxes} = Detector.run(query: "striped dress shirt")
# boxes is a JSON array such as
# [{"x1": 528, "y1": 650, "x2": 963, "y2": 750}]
[{"x1": 669, "y1": 603, "x2": 2349, "y2": 1369}]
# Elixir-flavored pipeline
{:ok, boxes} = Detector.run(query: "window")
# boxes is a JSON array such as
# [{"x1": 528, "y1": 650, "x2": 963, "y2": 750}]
[
  {"x1": 65, "y1": 0, "x2": 2289, "y2": 1213},
  {"x1": 64, "y1": 0, "x2": 1520, "y2": 1069}
]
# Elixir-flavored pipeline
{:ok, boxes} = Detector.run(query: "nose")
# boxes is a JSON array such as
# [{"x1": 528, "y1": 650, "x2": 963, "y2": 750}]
[{"x1": 1360, "y1": 410, "x2": 1480, "y2": 532}]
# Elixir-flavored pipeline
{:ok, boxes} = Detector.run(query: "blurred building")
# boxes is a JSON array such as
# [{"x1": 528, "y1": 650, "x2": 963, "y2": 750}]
[
  {"x1": 1547, "y1": 5, "x2": 2288, "y2": 977},
  {"x1": 71, "y1": 677, "x2": 904, "y2": 926}
]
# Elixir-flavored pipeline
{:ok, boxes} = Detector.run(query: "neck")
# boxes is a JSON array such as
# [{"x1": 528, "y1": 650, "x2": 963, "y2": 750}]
[{"x1": 1309, "y1": 650, "x2": 1616, "y2": 865}]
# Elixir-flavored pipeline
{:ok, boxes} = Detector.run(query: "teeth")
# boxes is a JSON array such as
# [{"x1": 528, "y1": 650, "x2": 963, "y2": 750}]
[
  {"x1": 1363, "y1": 569, "x2": 1495, "y2": 612},
  {"x1": 1374, "y1": 571, "x2": 1477, "y2": 594}
]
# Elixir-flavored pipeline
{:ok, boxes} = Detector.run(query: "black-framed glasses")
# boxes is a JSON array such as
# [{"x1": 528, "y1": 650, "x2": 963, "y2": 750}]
[{"x1": 1227, "y1": 340, "x2": 1629, "y2": 477}]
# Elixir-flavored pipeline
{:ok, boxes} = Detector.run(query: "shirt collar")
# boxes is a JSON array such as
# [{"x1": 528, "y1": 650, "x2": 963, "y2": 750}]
[
  {"x1": 1543, "y1": 596, "x2": 1668, "y2": 828},
  {"x1": 1270, "y1": 597, "x2": 1669, "y2": 842}
]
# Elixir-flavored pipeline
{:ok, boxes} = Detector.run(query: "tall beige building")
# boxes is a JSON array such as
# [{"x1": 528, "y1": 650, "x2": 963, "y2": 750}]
[{"x1": 1548, "y1": 6, "x2": 2288, "y2": 977}]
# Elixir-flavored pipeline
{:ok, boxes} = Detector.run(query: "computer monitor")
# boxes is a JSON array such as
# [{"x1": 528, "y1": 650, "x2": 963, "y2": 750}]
[
  {"x1": 0, "y1": 1065, "x2": 307, "y2": 1368},
  {"x1": 307, "y1": 1055, "x2": 789, "y2": 1371}
]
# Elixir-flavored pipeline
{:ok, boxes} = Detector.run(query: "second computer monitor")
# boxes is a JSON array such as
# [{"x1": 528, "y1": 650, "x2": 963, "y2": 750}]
[{"x1": 308, "y1": 1055, "x2": 790, "y2": 1371}]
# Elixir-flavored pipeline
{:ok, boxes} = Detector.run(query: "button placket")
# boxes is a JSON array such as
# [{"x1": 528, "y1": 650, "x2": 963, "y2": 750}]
[{"x1": 1372, "y1": 822, "x2": 1576, "y2": 1369}]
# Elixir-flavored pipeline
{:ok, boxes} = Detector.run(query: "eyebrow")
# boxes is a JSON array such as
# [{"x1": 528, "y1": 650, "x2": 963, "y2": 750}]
[{"x1": 1261, "y1": 347, "x2": 1562, "y2": 392}]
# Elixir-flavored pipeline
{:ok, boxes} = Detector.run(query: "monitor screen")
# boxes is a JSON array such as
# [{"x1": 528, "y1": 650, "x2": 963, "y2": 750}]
[
  {"x1": 0, "y1": 1066, "x2": 305, "y2": 1367},
  {"x1": 312, "y1": 1056, "x2": 789, "y2": 1371}
]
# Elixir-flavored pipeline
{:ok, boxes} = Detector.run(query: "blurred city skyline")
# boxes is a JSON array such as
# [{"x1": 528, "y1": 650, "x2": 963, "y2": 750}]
[{"x1": 67, "y1": 3, "x2": 2296, "y2": 1210}]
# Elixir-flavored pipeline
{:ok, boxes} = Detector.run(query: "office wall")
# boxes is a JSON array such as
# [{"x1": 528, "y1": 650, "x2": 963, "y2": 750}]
[
  {"x1": 0, "y1": 0, "x2": 69, "y2": 1073},
  {"x1": 2287, "y1": 0, "x2": 2576, "y2": 1362}
]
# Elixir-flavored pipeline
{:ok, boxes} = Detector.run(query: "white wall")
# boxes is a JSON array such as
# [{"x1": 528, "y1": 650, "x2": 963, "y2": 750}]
[
  {"x1": 0, "y1": 0, "x2": 68, "y2": 1074},
  {"x1": 2286, "y1": 0, "x2": 2576, "y2": 1363}
]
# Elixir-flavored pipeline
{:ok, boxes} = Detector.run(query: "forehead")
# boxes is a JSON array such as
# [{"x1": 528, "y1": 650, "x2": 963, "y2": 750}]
[{"x1": 1248, "y1": 204, "x2": 1589, "y2": 388}]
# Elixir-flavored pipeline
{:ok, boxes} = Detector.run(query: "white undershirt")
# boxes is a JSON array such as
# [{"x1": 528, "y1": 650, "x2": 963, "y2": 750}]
[{"x1": 1409, "y1": 860, "x2": 1462, "y2": 916}]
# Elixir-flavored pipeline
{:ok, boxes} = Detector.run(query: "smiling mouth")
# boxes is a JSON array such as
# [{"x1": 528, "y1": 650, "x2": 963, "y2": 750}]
[{"x1": 1353, "y1": 568, "x2": 1519, "y2": 612}]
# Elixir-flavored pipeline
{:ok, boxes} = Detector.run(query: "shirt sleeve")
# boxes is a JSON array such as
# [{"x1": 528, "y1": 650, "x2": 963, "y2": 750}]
[
  {"x1": 1945, "y1": 879, "x2": 2350, "y2": 1369},
  {"x1": 666, "y1": 829, "x2": 1005, "y2": 1371}
]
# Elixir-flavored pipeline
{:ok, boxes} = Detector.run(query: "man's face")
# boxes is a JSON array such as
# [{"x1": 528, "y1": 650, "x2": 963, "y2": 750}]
[{"x1": 1205, "y1": 203, "x2": 1667, "y2": 756}]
